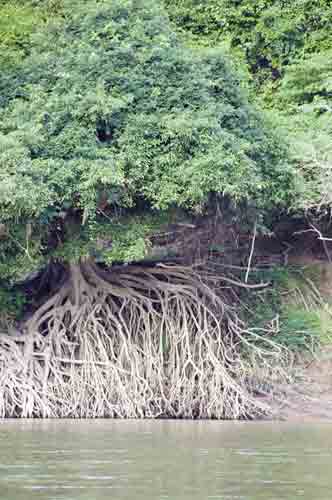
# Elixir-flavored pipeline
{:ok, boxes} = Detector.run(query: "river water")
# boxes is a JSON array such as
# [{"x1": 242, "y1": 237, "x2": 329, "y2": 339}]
[{"x1": 0, "y1": 420, "x2": 331, "y2": 500}]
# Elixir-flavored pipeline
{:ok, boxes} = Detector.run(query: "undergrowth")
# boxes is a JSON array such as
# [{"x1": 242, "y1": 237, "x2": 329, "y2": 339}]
[{"x1": 246, "y1": 265, "x2": 332, "y2": 353}]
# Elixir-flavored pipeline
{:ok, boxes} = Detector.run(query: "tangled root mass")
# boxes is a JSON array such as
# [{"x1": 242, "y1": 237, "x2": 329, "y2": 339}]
[{"x1": 0, "y1": 261, "x2": 288, "y2": 419}]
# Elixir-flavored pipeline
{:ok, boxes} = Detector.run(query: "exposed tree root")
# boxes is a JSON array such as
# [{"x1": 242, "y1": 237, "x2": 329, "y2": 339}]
[{"x1": 0, "y1": 261, "x2": 290, "y2": 419}]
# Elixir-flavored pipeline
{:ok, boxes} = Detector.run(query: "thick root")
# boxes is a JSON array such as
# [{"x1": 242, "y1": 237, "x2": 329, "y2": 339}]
[{"x1": 0, "y1": 262, "x2": 290, "y2": 419}]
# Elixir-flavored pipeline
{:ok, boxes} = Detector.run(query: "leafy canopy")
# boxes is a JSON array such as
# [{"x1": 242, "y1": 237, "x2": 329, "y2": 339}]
[
  {"x1": 0, "y1": 0, "x2": 293, "y2": 282},
  {"x1": 165, "y1": 0, "x2": 332, "y2": 87},
  {"x1": 165, "y1": 0, "x2": 332, "y2": 212}
]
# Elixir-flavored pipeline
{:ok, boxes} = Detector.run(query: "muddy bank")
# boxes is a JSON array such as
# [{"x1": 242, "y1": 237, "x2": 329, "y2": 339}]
[{"x1": 268, "y1": 348, "x2": 332, "y2": 421}]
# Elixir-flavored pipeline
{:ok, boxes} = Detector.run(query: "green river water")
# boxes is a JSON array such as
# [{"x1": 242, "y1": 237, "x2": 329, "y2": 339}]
[{"x1": 0, "y1": 420, "x2": 331, "y2": 499}]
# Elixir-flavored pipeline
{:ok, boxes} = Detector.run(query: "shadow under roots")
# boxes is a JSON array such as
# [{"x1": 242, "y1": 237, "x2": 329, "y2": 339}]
[{"x1": 0, "y1": 261, "x2": 290, "y2": 419}]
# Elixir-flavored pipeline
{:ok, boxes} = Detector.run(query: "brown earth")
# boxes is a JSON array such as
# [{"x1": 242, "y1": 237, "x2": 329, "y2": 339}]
[{"x1": 270, "y1": 348, "x2": 332, "y2": 421}]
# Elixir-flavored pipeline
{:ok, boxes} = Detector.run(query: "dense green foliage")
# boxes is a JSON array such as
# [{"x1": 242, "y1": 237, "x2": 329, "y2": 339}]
[
  {"x1": 275, "y1": 50, "x2": 332, "y2": 210},
  {"x1": 0, "y1": 0, "x2": 293, "y2": 285},
  {"x1": 166, "y1": 0, "x2": 332, "y2": 86},
  {"x1": 0, "y1": 0, "x2": 63, "y2": 70},
  {"x1": 0, "y1": 1, "x2": 41, "y2": 69},
  {"x1": 166, "y1": 0, "x2": 332, "y2": 211}
]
